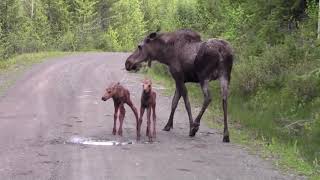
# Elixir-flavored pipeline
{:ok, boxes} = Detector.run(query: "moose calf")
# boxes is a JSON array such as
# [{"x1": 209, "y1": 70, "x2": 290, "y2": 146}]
[
  {"x1": 139, "y1": 79, "x2": 157, "y2": 142},
  {"x1": 101, "y1": 82, "x2": 140, "y2": 140}
]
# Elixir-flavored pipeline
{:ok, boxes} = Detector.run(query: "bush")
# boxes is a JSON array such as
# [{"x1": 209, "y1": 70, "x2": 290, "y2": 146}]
[
  {"x1": 289, "y1": 69, "x2": 320, "y2": 103},
  {"x1": 58, "y1": 31, "x2": 77, "y2": 51}
]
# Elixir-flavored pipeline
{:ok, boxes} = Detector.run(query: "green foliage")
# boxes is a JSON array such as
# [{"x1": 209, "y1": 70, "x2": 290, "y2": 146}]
[
  {"x1": 103, "y1": 27, "x2": 122, "y2": 51},
  {"x1": 108, "y1": 0, "x2": 146, "y2": 51},
  {"x1": 0, "y1": 0, "x2": 319, "y2": 175}
]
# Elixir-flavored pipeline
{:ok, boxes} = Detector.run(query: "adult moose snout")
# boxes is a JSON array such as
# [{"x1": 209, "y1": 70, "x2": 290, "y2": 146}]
[
  {"x1": 125, "y1": 60, "x2": 138, "y2": 71},
  {"x1": 125, "y1": 60, "x2": 132, "y2": 71}
]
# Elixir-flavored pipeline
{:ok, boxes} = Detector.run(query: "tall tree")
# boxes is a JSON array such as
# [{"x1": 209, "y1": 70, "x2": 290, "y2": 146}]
[
  {"x1": 108, "y1": 0, "x2": 146, "y2": 50},
  {"x1": 95, "y1": 0, "x2": 117, "y2": 31},
  {"x1": 318, "y1": 1, "x2": 320, "y2": 39},
  {"x1": 42, "y1": 0, "x2": 70, "y2": 37},
  {"x1": 0, "y1": 0, "x2": 26, "y2": 58}
]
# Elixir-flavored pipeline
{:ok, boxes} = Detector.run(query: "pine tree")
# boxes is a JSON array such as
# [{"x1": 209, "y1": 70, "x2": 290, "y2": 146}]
[
  {"x1": 108, "y1": 0, "x2": 146, "y2": 51},
  {"x1": 42, "y1": 0, "x2": 70, "y2": 38},
  {"x1": 318, "y1": 1, "x2": 320, "y2": 39},
  {"x1": 0, "y1": 0, "x2": 26, "y2": 58}
]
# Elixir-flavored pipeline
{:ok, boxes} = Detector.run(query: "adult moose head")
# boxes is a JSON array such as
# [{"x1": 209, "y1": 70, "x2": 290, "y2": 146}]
[{"x1": 125, "y1": 29, "x2": 234, "y2": 142}]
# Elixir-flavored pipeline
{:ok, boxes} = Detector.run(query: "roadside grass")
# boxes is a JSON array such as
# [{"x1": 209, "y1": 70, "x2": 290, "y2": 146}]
[
  {"x1": 0, "y1": 51, "x2": 71, "y2": 70},
  {"x1": 143, "y1": 63, "x2": 320, "y2": 179},
  {"x1": 0, "y1": 51, "x2": 72, "y2": 96}
]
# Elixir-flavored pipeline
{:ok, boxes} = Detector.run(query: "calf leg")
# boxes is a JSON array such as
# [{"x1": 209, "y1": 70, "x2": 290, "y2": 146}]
[
  {"x1": 126, "y1": 99, "x2": 140, "y2": 140},
  {"x1": 190, "y1": 79, "x2": 212, "y2": 136},
  {"x1": 220, "y1": 77, "x2": 230, "y2": 143},
  {"x1": 113, "y1": 105, "x2": 119, "y2": 135},
  {"x1": 138, "y1": 107, "x2": 145, "y2": 140},
  {"x1": 163, "y1": 89, "x2": 181, "y2": 131},
  {"x1": 147, "y1": 107, "x2": 152, "y2": 142},
  {"x1": 152, "y1": 104, "x2": 156, "y2": 138},
  {"x1": 118, "y1": 105, "x2": 126, "y2": 136}
]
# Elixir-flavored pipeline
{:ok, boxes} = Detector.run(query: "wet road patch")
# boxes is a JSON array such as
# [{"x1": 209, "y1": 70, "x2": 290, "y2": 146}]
[
  {"x1": 177, "y1": 168, "x2": 192, "y2": 172},
  {"x1": 68, "y1": 136, "x2": 134, "y2": 146}
]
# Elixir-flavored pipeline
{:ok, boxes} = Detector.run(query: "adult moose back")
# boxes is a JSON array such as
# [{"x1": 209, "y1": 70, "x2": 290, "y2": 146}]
[{"x1": 125, "y1": 29, "x2": 234, "y2": 142}]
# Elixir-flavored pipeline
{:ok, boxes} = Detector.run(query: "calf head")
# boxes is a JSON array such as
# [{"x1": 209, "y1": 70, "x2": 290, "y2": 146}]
[
  {"x1": 142, "y1": 79, "x2": 152, "y2": 93},
  {"x1": 102, "y1": 82, "x2": 119, "y2": 101}
]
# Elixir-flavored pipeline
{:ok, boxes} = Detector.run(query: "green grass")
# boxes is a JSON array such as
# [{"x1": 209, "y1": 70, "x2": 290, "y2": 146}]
[
  {"x1": 0, "y1": 51, "x2": 72, "y2": 96},
  {"x1": 143, "y1": 63, "x2": 320, "y2": 179},
  {"x1": 0, "y1": 51, "x2": 71, "y2": 70}
]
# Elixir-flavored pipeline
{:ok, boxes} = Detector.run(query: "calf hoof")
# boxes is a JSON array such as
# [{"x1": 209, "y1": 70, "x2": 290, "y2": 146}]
[
  {"x1": 118, "y1": 130, "x2": 123, "y2": 136},
  {"x1": 153, "y1": 132, "x2": 156, "y2": 138},
  {"x1": 112, "y1": 129, "x2": 117, "y2": 135},
  {"x1": 163, "y1": 124, "x2": 172, "y2": 131},
  {"x1": 223, "y1": 135, "x2": 230, "y2": 143},
  {"x1": 148, "y1": 137, "x2": 153, "y2": 142}
]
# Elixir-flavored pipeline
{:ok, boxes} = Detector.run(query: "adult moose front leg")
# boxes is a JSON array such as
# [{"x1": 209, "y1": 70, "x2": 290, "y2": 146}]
[
  {"x1": 163, "y1": 89, "x2": 181, "y2": 131},
  {"x1": 176, "y1": 82, "x2": 194, "y2": 136},
  {"x1": 190, "y1": 79, "x2": 212, "y2": 136}
]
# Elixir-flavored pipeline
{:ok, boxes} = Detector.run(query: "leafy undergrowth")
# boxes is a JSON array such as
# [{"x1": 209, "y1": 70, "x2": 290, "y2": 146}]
[{"x1": 143, "y1": 63, "x2": 320, "y2": 179}]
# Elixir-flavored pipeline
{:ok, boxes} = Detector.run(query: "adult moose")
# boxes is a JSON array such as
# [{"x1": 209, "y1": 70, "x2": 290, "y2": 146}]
[{"x1": 125, "y1": 29, "x2": 234, "y2": 142}]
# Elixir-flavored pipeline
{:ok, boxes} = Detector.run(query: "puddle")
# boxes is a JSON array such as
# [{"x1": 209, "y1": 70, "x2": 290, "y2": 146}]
[
  {"x1": 83, "y1": 90, "x2": 93, "y2": 93},
  {"x1": 177, "y1": 168, "x2": 192, "y2": 172},
  {"x1": 68, "y1": 136, "x2": 134, "y2": 146},
  {"x1": 77, "y1": 95, "x2": 96, "y2": 98}
]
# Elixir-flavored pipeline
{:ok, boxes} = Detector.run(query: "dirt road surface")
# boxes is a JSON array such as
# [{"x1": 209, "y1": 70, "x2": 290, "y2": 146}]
[{"x1": 0, "y1": 53, "x2": 297, "y2": 180}]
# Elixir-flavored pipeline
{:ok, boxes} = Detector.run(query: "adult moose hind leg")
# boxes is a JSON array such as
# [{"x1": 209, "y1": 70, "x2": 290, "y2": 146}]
[
  {"x1": 190, "y1": 79, "x2": 212, "y2": 136},
  {"x1": 220, "y1": 76, "x2": 230, "y2": 142},
  {"x1": 163, "y1": 89, "x2": 181, "y2": 131}
]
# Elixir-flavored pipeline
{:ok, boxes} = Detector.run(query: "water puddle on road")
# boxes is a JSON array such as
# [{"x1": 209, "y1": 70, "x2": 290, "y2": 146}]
[
  {"x1": 68, "y1": 136, "x2": 134, "y2": 146},
  {"x1": 68, "y1": 136, "x2": 159, "y2": 146}
]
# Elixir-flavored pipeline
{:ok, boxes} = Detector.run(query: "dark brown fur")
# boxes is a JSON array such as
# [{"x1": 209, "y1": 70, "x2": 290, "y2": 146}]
[
  {"x1": 125, "y1": 29, "x2": 233, "y2": 142},
  {"x1": 101, "y1": 82, "x2": 140, "y2": 140},
  {"x1": 139, "y1": 79, "x2": 156, "y2": 142}
]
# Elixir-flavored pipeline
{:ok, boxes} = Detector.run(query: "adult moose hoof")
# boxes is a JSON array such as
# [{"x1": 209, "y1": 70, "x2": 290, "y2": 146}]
[
  {"x1": 163, "y1": 123, "x2": 173, "y2": 131},
  {"x1": 189, "y1": 124, "x2": 199, "y2": 137},
  {"x1": 223, "y1": 135, "x2": 230, "y2": 143}
]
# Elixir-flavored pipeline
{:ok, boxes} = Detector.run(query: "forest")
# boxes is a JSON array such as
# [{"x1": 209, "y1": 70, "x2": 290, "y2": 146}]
[{"x1": 0, "y1": 0, "x2": 319, "y2": 176}]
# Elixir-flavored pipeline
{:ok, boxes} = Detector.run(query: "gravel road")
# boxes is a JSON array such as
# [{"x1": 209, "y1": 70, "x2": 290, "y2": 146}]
[{"x1": 0, "y1": 53, "x2": 297, "y2": 180}]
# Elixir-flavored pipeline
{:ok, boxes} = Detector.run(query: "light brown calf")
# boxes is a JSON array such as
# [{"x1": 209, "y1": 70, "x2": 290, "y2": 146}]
[
  {"x1": 139, "y1": 79, "x2": 157, "y2": 142},
  {"x1": 101, "y1": 82, "x2": 140, "y2": 140}
]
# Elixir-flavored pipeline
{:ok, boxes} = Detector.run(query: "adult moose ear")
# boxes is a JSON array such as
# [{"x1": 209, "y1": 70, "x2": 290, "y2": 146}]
[{"x1": 148, "y1": 32, "x2": 158, "y2": 40}]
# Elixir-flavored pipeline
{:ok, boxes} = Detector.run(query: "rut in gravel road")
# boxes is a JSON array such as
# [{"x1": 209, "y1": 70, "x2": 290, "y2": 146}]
[{"x1": 0, "y1": 53, "x2": 300, "y2": 180}]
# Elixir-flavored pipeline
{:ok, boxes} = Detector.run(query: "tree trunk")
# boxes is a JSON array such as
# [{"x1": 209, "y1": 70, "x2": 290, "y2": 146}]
[
  {"x1": 318, "y1": 0, "x2": 320, "y2": 39},
  {"x1": 31, "y1": 0, "x2": 34, "y2": 18}
]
